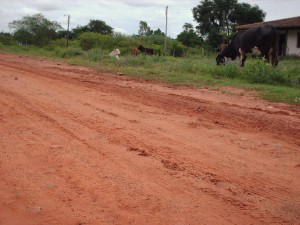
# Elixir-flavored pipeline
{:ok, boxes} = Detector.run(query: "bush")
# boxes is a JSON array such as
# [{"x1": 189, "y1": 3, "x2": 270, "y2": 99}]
[
  {"x1": 51, "y1": 38, "x2": 68, "y2": 47},
  {"x1": 97, "y1": 34, "x2": 114, "y2": 50},
  {"x1": 45, "y1": 38, "x2": 68, "y2": 51},
  {"x1": 170, "y1": 41, "x2": 187, "y2": 57},
  {"x1": 0, "y1": 33, "x2": 15, "y2": 45},
  {"x1": 243, "y1": 60, "x2": 286, "y2": 85},
  {"x1": 79, "y1": 32, "x2": 114, "y2": 51},
  {"x1": 55, "y1": 47, "x2": 83, "y2": 58},
  {"x1": 79, "y1": 32, "x2": 99, "y2": 50}
]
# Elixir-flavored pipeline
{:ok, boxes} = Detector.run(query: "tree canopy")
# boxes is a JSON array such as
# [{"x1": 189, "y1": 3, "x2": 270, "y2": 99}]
[
  {"x1": 9, "y1": 13, "x2": 62, "y2": 46},
  {"x1": 177, "y1": 23, "x2": 203, "y2": 48},
  {"x1": 138, "y1": 21, "x2": 153, "y2": 36},
  {"x1": 229, "y1": 3, "x2": 266, "y2": 26},
  {"x1": 70, "y1": 19, "x2": 113, "y2": 38},
  {"x1": 192, "y1": 0, "x2": 265, "y2": 48},
  {"x1": 85, "y1": 19, "x2": 113, "y2": 34}
]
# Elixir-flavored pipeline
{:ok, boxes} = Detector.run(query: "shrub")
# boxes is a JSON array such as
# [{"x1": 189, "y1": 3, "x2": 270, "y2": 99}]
[
  {"x1": 79, "y1": 32, "x2": 115, "y2": 51},
  {"x1": 170, "y1": 41, "x2": 187, "y2": 57},
  {"x1": 45, "y1": 38, "x2": 68, "y2": 51},
  {"x1": 55, "y1": 47, "x2": 83, "y2": 58},
  {"x1": 0, "y1": 33, "x2": 15, "y2": 45},
  {"x1": 79, "y1": 32, "x2": 99, "y2": 50},
  {"x1": 97, "y1": 34, "x2": 114, "y2": 50},
  {"x1": 243, "y1": 60, "x2": 285, "y2": 85},
  {"x1": 52, "y1": 38, "x2": 68, "y2": 47}
]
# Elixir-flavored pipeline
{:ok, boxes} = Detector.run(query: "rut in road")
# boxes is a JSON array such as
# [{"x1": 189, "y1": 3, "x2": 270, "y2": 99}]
[{"x1": 0, "y1": 53, "x2": 299, "y2": 225}]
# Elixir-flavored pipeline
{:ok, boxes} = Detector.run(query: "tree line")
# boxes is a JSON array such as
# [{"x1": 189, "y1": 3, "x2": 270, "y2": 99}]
[{"x1": 0, "y1": 0, "x2": 265, "y2": 56}]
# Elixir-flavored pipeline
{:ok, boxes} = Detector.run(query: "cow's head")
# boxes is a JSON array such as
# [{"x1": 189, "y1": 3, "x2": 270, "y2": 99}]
[
  {"x1": 218, "y1": 32, "x2": 241, "y2": 65},
  {"x1": 138, "y1": 45, "x2": 144, "y2": 51},
  {"x1": 216, "y1": 52, "x2": 225, "y2": 65},
  {"x1": 222, "y1": 43, "x2": 240, "y2": 61}
]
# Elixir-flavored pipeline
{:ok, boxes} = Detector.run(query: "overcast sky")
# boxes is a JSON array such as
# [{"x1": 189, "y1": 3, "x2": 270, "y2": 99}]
[{"x1": 0, "y1": 0, "x2": 299, "y2": 38}]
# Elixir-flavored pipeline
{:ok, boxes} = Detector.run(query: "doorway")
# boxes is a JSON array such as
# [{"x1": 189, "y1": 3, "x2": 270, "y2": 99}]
[{"x1": 278, "y1": 33, "x2": 286, "y2": 56}]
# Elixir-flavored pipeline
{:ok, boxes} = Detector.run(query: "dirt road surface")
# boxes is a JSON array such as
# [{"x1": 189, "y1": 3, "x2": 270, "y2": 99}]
[{"x1": 0, "y1": 53, "x2": 299, "y2": 225}]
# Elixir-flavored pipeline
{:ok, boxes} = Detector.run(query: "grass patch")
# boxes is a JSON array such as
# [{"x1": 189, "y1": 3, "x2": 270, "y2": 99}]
[
  {"x1": 1, "y1": 45, "x2": 299, "y2": 105},
  {"x1": 55, "y1": 47, "x2": 84, "y2": 58}
]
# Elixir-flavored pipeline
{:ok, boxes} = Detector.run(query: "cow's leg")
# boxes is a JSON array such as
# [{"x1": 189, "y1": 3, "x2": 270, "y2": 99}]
[
  {"x1": 270, "y1": 47, "x2": 279, "y2": 67},
  {"x1": 239, "y1": 48, "x2": 247, "y2": 67},
  {"x1": 271, "y1": 52, "x2": 279, "y2": 67},
  {"x1": 267, "y1": 48, "x2": 273, "y2": 64},
  {"x1": 264, "y1": 54, "x2": 270, "y2": 63},
  {"x1": 261, "y1": 47, "x2": 270, "y2": 63}
]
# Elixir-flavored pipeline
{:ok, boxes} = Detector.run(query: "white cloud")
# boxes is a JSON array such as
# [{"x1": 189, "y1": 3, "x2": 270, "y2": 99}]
[
  {"x1": 114, "y1": 27, "x2": 130, "y2": 35},
  {"x1": 1, "y1": 0, "x2": 299, "y2": 37}
]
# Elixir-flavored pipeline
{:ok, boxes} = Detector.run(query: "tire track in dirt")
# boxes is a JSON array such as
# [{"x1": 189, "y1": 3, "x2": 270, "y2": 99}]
[
  {"x1": 1, "y1": 55, "x2": 299, "y2": 146},
  {"x1": 0, "y1": 53, "x2": 299, "y2": 224},
  {"x1": 1, "y1": 86, "x2": 249, "y2": 224}
]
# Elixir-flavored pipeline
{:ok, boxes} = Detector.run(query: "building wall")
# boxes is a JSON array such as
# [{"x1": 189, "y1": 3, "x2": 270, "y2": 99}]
[{"x1": 287, "y1": 30, "x2": 300, "y2": 55}]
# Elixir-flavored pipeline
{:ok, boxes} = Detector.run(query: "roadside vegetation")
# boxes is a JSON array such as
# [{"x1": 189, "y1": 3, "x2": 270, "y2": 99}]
[
  {"x1": 0, "y1": 7, "x2": 299, "y2": 105},
  {"x1": 1, "y1": 40, "x2": 299, "y2": 105}
]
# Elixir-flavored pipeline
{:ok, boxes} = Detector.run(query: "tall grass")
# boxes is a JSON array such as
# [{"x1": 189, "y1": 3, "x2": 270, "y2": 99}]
[{"x1": 209, "y1": 60, "x2": 299, "y2": 87}]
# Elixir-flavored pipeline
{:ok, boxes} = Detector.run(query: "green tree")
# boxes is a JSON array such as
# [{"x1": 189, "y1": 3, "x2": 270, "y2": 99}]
[
  {"x1": 86, "y1": 19, "x2": 113, "y2": 34},
  {"x1": 70, "y1": 25, "x2": 89, "y2": 39},
  {"x1": 229, "y1": 3, "x2": 265, "y2": 27},
  {"x1": 138, "y1": 21, "x2": 153, "y2": 36},
  {"x1": 70, "y1": 20, "x2": 113, "y2": 39},
  {"x1": 153, "y1": 28, "x2": 164, "y2": 36},
  {"x1": 176, "y1": 23, "x2": 203, "y2": 47},
  {"x1": 192, "y1": 0, "x2": 265, "y2": 48},
  {"x1": 0, "y1": 32, "x2": 15, "y2": 45},
  {"x1": 9, "y1": 13, "x2": 62, "y2": 46}
]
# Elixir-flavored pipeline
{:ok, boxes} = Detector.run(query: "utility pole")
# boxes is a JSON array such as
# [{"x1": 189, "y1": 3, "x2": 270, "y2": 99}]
[
  {"x1": 222, "y1": 10, "x2": 225, "y2": 32},
  {"x1": 164, "y1": 6, "x2": 168, "y2": 54},
  {"x1": 222, "y1": 10, "x2": 227, "y2": 34},
  {"x1": 65, "y1": 14, "x2": 70, "y2": 47}
]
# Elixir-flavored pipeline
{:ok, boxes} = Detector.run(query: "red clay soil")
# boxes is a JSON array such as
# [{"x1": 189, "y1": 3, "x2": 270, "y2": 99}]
[{"x1": 0, "y1": 53, "x2": 299, "y2": 225}]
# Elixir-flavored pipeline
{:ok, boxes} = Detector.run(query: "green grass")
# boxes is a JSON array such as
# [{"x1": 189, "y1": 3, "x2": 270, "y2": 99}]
[{"x1": 1, "y1": 44, "x2": 299, "y2": 105}]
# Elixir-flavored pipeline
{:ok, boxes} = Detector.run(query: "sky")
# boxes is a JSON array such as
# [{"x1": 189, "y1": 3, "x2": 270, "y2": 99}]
[{"x1": 0, "y1": 0, "x2": 299, "y2": 38}]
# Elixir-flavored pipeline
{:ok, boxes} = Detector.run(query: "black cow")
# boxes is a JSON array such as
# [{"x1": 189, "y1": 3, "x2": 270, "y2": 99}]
[
  {"x1": 217, "y1": 25, "x2": 279, "y2": 67},
  {"x1": 138, "y1": 45, "x2": 154, "y2": 55}
]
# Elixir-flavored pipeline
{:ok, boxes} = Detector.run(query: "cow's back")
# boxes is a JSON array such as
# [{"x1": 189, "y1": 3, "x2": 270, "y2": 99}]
[
  {"x1": 239, "y1": 29, "x2": 259, "y2": 52},
  {"x1": 239, "y1": 25, "x2": 277, "y2": 53},
  {"x1": 257, "y1": 25, "x2": 278, "y2": 49}
]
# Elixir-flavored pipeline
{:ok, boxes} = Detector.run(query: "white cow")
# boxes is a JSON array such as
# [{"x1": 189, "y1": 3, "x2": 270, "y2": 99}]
[{"x1": 109, "y1": 48, "x2": 121, "y2": 59}]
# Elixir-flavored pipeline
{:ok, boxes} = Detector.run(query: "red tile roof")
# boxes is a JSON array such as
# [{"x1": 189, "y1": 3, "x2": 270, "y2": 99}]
[{"x1": 236, "y1": 16, "x2": 300, "y2": 30}]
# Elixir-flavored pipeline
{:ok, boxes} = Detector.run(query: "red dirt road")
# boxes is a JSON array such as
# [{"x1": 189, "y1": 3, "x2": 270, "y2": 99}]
[{"x1": 0, "y1": 53, "x2": 299, "y2": 225}]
